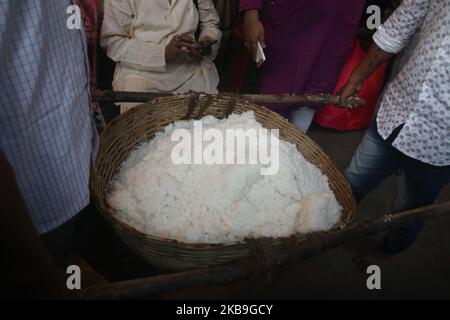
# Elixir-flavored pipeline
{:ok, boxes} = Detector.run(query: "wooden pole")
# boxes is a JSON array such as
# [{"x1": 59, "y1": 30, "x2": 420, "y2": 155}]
[
  {"x1": 79, "y1": 201, "x2": 450, "y2": 300},
  {"x1": 92, "y1": 90, "x2": 171, "y2": 103},
  {"x1": 92, "y1": 90, "x2": 365, "y2": 108}
]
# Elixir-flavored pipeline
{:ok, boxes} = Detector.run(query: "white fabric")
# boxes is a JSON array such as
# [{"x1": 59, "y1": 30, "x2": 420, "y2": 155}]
[
  {"x1": 101, "y1": 0, "x2": 222, "y2": 113},
  {"x1": 373, "y1": 0, "x2": 450, "y2": 166},
  {"x1": 0, "y1": 0, "x2": 98, "y2": 234}
]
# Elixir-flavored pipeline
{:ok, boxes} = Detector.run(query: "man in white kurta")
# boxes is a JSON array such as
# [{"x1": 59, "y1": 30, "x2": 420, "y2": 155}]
[{"x1": 101, "y1": 0, "x2": 222, "y2": 112}]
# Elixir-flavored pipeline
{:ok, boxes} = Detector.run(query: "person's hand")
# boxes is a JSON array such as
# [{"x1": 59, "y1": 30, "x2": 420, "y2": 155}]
[
  {"x1": 338, "y1": 43, "x2": 394, "y2": 107},
  {"x1": 195, "y1": 36, "x2": 216, "y2": 57},
  {"x1": 165, "y1": 34, "x2": 195, "y2": 62},
  {"x1": 243, "y1": 10, "x2": 266, "y2": 60},
  {"x1": 337, "y1": 76, "x2": 364, "y2": 107}
]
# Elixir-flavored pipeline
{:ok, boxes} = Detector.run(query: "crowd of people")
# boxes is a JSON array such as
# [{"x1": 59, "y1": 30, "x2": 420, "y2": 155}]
[{"x1": 0, "y1": 0, "x2": 449, "y2": 298}]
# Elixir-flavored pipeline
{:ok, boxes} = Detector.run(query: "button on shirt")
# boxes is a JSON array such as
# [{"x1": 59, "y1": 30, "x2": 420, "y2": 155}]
[
  {"x1": 0, "y1": 0, "x2": 98, "y2": 234},
  {"x1": 374, "y1": 0, "x2": 450, "y2": 166}
]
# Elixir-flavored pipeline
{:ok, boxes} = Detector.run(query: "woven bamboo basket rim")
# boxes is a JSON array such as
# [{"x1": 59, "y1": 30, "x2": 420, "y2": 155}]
[{"x1": 91, "y1": 93, "x2": 356, "y2": 258}]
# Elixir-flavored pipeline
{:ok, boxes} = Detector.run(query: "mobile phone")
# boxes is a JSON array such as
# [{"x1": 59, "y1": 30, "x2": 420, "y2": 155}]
[{"x1": 196, "y1": 40, "x2": 218, "y2": 56}]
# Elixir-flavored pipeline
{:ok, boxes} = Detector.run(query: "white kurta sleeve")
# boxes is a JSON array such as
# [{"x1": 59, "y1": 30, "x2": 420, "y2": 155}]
[
  {"x1": 373, "y1": 0, "x2": 430, "y2": 54},
  {"x1": 101, "y1": 0, "x2": 167, "y2": 72},
  {"x1": 197, "y1": 0, "x2": 222, "y2": 60}
]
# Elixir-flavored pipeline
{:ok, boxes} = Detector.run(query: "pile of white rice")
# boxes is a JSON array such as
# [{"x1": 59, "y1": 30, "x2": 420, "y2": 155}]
[{"x1": 108, "y1": 112, "x2": 342, "y2": 244}]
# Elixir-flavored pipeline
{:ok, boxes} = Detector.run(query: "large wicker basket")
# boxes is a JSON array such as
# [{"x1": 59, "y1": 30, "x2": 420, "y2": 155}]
[{"x1": 91, "y1": 93, "x2": 356, "y2": 271}]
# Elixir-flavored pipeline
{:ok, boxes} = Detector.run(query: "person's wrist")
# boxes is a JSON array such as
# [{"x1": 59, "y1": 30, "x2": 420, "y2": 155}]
[
  {"x1": 164, "y1": 45, "x2": 172, "y2": 62},
  {"x1": 244, "y1": 10, "x2": 260, "y2": 22},
  {"x1": 348, "y1": 72, "x2": 365, "y2": 87}
]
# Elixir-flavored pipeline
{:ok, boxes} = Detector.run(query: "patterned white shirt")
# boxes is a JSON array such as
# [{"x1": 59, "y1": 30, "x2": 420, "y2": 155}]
[
  {"x1": 374, "y1": 0, "x2": 450, "y2": 166},
  {"x1": 0, "y1": 0, "x2": 98, "y2": 234}
]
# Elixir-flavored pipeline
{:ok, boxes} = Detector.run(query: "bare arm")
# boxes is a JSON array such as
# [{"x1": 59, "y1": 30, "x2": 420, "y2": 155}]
[
  {"x1": 339, "y1": 43, "x2": 393, "y2": 106},
  {"x1": 339, "y1": 0, "x2": 430, "y2": 106},
  {"x1": 242, "y1": 9, "x2": 265, "y2": 60}
]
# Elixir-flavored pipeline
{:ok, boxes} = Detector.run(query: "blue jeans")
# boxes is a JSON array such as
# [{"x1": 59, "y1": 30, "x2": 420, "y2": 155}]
[{"x1": 345, "y1": 118, "x2": 450, "y2": 254}]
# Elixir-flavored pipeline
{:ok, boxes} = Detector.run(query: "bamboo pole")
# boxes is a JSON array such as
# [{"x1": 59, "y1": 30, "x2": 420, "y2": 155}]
[
  {"x1": 92, "y1": 90, "x2": 365, "y2": 108},
  {"x1": 79, "y1": 201, "x2": 450, "y2": 300}
]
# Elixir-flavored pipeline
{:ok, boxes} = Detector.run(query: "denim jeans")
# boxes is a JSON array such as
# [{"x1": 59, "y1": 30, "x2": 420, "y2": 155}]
[
  {"x1": 345, "y1": 118, "x2": 450, "y2": 254},
  {"x1": 290, "y1": 107, "x2": 316, "y2": 133}
]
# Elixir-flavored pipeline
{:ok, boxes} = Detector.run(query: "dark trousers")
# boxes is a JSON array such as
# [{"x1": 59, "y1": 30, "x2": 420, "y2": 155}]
[{"x1": 345, "y1": 118, "x2": 450, "y2": 254}]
